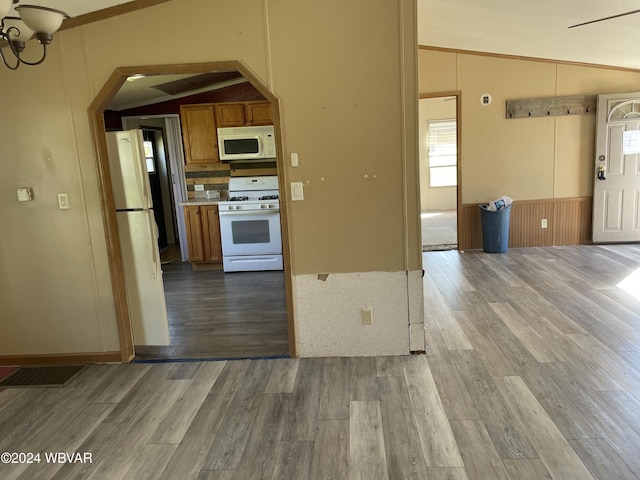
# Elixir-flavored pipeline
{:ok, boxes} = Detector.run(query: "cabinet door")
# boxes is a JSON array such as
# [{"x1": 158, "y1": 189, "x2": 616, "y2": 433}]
[
  {"x1": 180, "y1": 105, "x2": 219, "y2": 164},
  {"x1": 183, "y1": 206, "x2": 205, "y2": 262},
  {"x1": 246, "y1": 102, "x2": 273, "y2": 125},
  {"x1": 201, "y1": 205, "x2": 222, "y2": 263},
  {"x1": 215, "y1": 103, "x2": 246, "y2": 127}
]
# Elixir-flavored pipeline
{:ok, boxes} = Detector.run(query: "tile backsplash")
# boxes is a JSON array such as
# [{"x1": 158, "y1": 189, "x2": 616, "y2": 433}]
[
  {"x1": 184, "y1": 161, "x2": 277, "y2": 199},
  {"x1": 185, "y1": 164, "x2": 230, "y2": 199}
]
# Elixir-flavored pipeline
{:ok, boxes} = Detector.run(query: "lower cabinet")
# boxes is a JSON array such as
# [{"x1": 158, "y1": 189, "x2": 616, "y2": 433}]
[{"x1": 183, "y1": 205, "x2": 222, "y2": 264}]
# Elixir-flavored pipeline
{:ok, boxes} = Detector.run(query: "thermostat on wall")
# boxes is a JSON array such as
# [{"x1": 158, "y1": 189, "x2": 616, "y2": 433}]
[
  {"x1": 480, "y1": 94, "x2": 492, "y2": 106},
  {"x1": 17, "y1": 188, "x2": 33, "y2": 202}
]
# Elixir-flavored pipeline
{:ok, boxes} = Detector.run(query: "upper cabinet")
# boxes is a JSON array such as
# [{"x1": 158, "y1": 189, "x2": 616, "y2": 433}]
[
  {"x1": 215, "y1": 101, "x2": 273, "y2": 127},
  {"x1": 245, "y1": 102, "x2": 273, "y2": 126},
  {"x1": 214, "y1": 103, "x2": 245, "y2": 127},
  {"x1": 180, "y1": 104, "x2": 219, "y2": 165},
  {"x1": 180, "y1": 101, "x2": 273, "y2": 165}
]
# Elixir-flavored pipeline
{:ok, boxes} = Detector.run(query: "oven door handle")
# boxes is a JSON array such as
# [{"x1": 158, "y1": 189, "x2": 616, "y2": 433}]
[{"x1": 219, "y1": 208, "x2": 280, "y2": 216}]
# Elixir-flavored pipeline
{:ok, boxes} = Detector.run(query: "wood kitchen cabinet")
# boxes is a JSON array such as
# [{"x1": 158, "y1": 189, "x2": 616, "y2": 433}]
[
  {"x1": 183, "y1": 204, "x2": 222, "y2": 264},
  {"x1": 245, "y1": 102, "x2": 273, "y2": 125},
  {"x1": 214, "y1": 101, "x2": 273, "y2": 127},
  {"x1": 180, "y1": 104, "x2": 219, "y2": 165}
]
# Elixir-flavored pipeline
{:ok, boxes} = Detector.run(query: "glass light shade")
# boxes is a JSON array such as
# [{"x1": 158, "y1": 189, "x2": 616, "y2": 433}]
[
  {"x1": 3, "y1": 16, "x2": 34, "y2": 42},
  {"x1": 0, "y1": 0, "x2": 13, "y2": 19},
  {"x1": 15, "y1": 5, "x2": 68, "y2": 35}
]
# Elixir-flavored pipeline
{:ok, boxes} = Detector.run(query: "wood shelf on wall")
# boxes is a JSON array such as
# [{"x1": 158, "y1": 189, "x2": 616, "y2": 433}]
[{"x1": 506, "y1": 95, "x2": 597, "y2": 119}]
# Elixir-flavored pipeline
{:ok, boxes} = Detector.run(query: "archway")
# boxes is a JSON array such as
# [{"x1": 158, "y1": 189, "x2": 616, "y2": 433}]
[{"x1": 88, "y1": 61, "x2": 295, "y2": 361}]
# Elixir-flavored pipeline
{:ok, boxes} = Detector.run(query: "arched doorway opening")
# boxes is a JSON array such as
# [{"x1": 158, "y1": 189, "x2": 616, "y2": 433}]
[{"x1": 88, "y1": 61, "x2": 295, "y2": 362}]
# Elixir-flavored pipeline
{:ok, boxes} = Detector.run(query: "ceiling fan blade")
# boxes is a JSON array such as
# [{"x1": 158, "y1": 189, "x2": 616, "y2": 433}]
[{"x1": 569, "y1": 8, "x2": 640, "y2": 28}]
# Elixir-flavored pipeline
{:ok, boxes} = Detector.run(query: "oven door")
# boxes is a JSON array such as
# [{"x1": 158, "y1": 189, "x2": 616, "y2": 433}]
[{"x1": 218, "y1": 208, "x2": 282, "y2": 256}]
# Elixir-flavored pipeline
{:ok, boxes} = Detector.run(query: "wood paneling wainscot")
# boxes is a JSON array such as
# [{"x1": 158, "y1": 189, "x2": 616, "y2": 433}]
[{"x1": 459, "y1": 197, "x2": 592, "y2": 250}]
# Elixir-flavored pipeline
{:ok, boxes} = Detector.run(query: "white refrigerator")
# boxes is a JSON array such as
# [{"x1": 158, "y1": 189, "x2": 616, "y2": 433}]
[{"x1": 107, "y1": 129, "x2": 170, "y2": 346}]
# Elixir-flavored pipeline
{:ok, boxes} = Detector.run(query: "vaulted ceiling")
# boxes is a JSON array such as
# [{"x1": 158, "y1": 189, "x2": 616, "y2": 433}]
[
  {"x1": 417, "y1": 0, "x2": 640, "y2": 70},
  {"x1": 30, "y1": 0, "x2": 640, "y2": 109},
  {"x1": 28, "y1": 1, "x2": 640, "y2": 71}
]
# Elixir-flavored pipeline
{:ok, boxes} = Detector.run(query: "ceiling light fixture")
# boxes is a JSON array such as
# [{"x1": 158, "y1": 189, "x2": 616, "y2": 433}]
[{"x1": 0, "y1": 0, "x2": 69, "y2": 70}]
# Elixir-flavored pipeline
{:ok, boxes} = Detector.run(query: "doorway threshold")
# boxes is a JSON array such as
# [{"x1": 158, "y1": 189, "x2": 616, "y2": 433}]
[
  {"x1": 131, "y1": 354, "x2": 289, "y2": 364},
  {"x1": 423, "y1": 244, "x2": 458, "y2": 252}
]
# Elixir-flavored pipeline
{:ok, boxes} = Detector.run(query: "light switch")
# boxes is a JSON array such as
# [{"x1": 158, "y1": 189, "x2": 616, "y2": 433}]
[
  {"x1": 58, "y1": 193, "x2": 70, "y2": 209},
  {"x1": 291, "y1": 153, "x2": 299, "y2": 167},
  {"x1": 17, "y1": 188, "x2": 33, "y2": 202},
  {"x1": 291, "y1": 182, "x2": 304, "y2": 201}
]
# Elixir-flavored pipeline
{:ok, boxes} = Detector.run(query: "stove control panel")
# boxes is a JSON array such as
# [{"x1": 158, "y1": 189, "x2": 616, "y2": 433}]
[{"x1": 219, "y1": 203, "x2": 279, "y2": 212}]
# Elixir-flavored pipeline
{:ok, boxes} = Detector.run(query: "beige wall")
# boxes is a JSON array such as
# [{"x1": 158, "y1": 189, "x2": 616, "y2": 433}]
[
  {"x1": 0, "y1": 0, "x2": 419, "y2": 357},
  {"x1": 419, "y1": 49, "x2": 640, "y2": 204}
]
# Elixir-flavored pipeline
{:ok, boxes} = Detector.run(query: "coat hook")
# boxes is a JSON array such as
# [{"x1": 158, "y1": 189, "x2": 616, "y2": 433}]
[
  {"x1": 567, "y1": 108, "x2": 570, "y2": 114},
  {"x1": 528, "y1": 111, "x2": 531, "y2": 117},
  {"x1": 547, "y1": 110, "x2": 551, "y2": 115}
]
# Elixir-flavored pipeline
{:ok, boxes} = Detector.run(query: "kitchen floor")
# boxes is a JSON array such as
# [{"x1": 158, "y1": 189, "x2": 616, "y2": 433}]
[{"x1": 135, "y1": 263, "x2": 289, "y2": 360}]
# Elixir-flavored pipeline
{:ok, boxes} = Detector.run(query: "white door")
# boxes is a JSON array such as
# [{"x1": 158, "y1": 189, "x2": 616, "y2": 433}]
[
  {"x1": 593, "y1": 93, "x2": 640, "y2": 243},
  {"x1": 116, "y1": 210, "x2": 170, "y2": 346}
]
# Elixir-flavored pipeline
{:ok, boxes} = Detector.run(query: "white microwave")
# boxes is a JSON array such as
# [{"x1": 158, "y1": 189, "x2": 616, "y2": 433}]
[{"x1": 217, "y1": 125, "x2": 276, "y2": 161}]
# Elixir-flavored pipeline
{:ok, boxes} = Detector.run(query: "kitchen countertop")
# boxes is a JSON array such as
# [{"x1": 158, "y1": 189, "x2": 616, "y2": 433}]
[{"x1": 179, "y1": 199, "x2": 224, "y2": 206}]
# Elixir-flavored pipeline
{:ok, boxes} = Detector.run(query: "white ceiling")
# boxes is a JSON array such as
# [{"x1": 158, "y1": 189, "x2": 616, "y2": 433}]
[
  {"x1": 109, "y1": 73, "x2": 248, "y2": 110},
  {"x1": 10, "y1": 0, "x2": 133, "y2": 18},
  {"x1": 29, "y1": 0, "x2": 640, "y2": 109},
  {"x1": 417, "y1": 0, "x2": 640, "y2": 70},
  {"x1": 20, "y1": 1, "x2": 640, "y2": 71}
]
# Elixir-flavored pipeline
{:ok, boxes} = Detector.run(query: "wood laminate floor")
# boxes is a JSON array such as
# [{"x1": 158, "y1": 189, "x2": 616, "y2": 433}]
[
  {"x1": 135, "y1": 263, "x2": 289, "y2": 360},
  {"x1": 2, "y1": 245, "x2": 640, "y2": 479}
]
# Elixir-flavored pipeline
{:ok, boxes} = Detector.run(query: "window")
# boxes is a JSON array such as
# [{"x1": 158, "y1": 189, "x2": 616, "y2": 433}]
[
  {"x1": 427, "y1": 119, "x2": 457, "y2": 187},
  {"x1": 142, "y1": 131, "x2": 156, "y2": 174}
]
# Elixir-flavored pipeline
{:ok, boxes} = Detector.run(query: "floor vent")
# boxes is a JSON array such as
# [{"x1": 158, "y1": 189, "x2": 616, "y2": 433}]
[{"x1": 0, "y1": 365, "x2": 86, "y2": 388}]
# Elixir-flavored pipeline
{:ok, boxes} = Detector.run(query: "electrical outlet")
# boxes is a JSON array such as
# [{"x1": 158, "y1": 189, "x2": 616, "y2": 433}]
[
  {"x1": 541, "y1": 218, "x2": 548, "y2": 229},
  {"x1": 57, "y1": 193, "x2": 70, "y2": 209},
  {"x1": 362, "y1": 307, "x2": 373, "y2": 325}
]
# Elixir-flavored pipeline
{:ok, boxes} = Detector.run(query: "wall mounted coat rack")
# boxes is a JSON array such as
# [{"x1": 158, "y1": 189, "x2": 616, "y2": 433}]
[{"x1": 506, "y1": 95, "x2": 597, "y2": 119}]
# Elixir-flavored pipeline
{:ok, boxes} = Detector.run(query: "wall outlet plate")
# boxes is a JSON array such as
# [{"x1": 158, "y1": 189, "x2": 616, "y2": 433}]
[
  {"x1": 58, "y1": 193, "x2": 70, "y2": 209},
  {"x1": 291, "y1": 182, "x2": 304, "y2": 201},
  {"x1": 17, "y1": 188, "x2": 33, "y2": 202}
]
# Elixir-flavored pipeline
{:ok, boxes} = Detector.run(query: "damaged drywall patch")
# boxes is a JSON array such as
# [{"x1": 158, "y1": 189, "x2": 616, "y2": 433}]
[{"x1": 294, "y1": 271, "x2": 411, "y2": 357}]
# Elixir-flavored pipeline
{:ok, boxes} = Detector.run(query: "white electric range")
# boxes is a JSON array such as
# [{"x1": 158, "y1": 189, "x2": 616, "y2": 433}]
[{"x1": 218, "y1": 176, "x2": 283, "y2": 272}]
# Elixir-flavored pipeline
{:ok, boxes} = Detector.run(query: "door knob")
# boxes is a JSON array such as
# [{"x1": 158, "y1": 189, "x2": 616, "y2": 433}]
[{"x1": 597, "y1": 165, "x2": 606, "y2": 181}]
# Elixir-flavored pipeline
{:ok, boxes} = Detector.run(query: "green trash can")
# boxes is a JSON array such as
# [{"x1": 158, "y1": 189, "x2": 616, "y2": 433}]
[{"x1": 479, "y1": 204, "x2": 511, "y2": 253}]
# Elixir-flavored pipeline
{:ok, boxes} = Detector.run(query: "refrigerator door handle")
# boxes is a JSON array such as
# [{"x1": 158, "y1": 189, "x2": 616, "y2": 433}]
[{"x1": 147, "y1": 211, "x2": 159, "y2": 278}]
